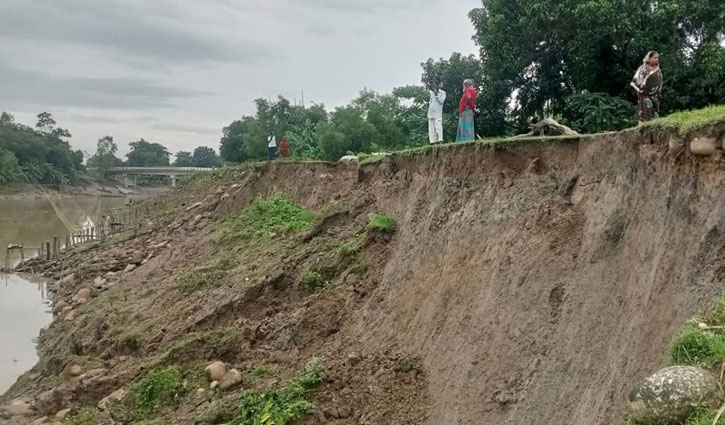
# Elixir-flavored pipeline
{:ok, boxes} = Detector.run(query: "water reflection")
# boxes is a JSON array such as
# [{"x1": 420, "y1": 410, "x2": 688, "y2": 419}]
[{"x1": 0, "y1": 273, "x2": 52, "y2": 394}]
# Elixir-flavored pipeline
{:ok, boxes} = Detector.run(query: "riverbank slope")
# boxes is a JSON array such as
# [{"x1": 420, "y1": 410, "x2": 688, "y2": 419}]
[{"x1": 2, "y1": 110, "x2": 725, "y2": 425}]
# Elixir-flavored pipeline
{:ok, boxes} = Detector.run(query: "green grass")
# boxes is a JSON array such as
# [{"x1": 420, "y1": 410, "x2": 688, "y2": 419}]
[
  {"x1": 221, "y1": 196, "x2": 314, "y2": 244},
  {"x1": 669, "y1": 325, "x2": 725, "y2": 367},
  {"x1": 197, "y1": 400, "x2": 235, "y2": 425},
  {"x1": 208, "y1": 326, "x2": 242, "y2": 358},
  {"x1": 231, "y1": 358, "x2": 326, "y2": 425},
  {"x1": 646, "y1": 105, "x2": 725, "y2": 135},
  {"x1": 338, "y1": 241, "x2": 361, "y2": 258},
  {"x1": 249, "y1": 366, "x2": 269, "y2": 379},
  {"x1": 63, "y1": 408, "x2": 101, "y2": 425},
  {"x1": 367, "y1": 214, "x2": 397, "y2": 234},
  {"x1": 300, "y1": 271, "x2": 330, "y2": 291},
  {"x1": 177, "y1": 256, "x2": 236, "y2": 294},
  {"x1": 121, "y1": 366, "x2": 186, "y2": 421},
  {"x1": 393, "y1": 358, "x2": 414, "y2": 373}
]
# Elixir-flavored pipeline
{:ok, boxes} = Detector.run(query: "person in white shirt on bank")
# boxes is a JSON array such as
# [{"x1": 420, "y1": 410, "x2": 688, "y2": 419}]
[
  {"x1": 427, "y1": 82, "x2": 446, "y2": 144},
  {"x1": 267, "y1": 133, "x2": 277, "y2": 159}
]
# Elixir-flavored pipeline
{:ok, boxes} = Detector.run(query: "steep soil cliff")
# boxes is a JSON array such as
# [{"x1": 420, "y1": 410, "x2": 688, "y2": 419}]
[{"x1": 2, "y1": 115, "x2": 725, "y2": 425}]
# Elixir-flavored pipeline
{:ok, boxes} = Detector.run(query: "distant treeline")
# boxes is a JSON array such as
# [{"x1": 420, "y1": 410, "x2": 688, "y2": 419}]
[{"x1": 0, "y1": 112, "x2": 84, "y2": 185}]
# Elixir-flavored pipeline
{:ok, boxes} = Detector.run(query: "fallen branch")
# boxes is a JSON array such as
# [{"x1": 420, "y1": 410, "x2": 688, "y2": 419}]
[{"x1": 514, "y1": 118, "x2": 580, "y2": 138}]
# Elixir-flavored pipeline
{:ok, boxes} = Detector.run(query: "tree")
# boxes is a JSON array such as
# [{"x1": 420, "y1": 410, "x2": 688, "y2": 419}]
[
  {"x1": 317, "y1": 105, "x2": 376, "y2": 161},
  {"x1": 192, "y1": 147, "x2": 220, "y2": 167},
  {"x1": 125, "y1": 139, "x2": 170, "y2": 166},
  {"x1": 87, "y1": 136, "x2": 122, "y2": 177},
  {"x1": 468, "y1": 0, "x2": 725, "y2": 134},
  {"x1": 173, "y1": 151, "x2": 194, "y2": 167},
  {"x1": 35, "y1": 112, "x2": 56, "y2": 133}
]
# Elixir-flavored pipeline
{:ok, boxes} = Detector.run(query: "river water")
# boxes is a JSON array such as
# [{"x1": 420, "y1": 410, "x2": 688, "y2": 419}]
[{"x1": 0, "y1": 195, "x2": 130, "y2": 394}]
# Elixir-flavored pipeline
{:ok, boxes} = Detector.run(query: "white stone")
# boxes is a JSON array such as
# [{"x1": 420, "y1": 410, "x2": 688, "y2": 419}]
[{"x1": 205, "y1": 362, "x2": 226, "y2": 382}]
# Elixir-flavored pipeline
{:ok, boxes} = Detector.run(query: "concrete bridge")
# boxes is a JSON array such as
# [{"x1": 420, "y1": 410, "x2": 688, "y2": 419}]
[{"x1": 88, "y1": 166, "x2": 216, "y2": 187}]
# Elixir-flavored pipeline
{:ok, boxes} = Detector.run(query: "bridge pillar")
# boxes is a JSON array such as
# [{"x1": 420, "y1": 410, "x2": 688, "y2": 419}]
[
  {"x1": 122, "y1": 174, "x2": 136, "y2": 188},
  {"x1": 170, "y1": 174, "x2": 177, "y2": 188}
]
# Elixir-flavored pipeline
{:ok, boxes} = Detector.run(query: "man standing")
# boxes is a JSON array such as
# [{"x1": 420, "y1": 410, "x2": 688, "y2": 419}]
[
  {"x1": 267, "y1": 132, "x2": 277, "y2": 159},
  {"x1": 427, "y1": 82, "x2": 446, "y2": 144}
]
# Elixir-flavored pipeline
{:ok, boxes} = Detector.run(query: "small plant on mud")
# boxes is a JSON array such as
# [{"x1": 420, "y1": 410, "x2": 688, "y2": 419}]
[
  {"x1": 338, "y1": 241, "x2": 361, "y2": 258},
  {"x1": 178, "y1": 265, "x2": 227, "y2": 294},
  {"x1": 300, "y1": 271, "x2": 329, "y2": 291},
  {"x1": 221, "y1": 196, "x2": 314, "y2": 243},
  {"x1": 232, "y1": 358, "x2": 326, "y2": 425},
  {"x1": 367, "y1": 214, "x2": 397, "y2": 234},
  {"x1": 122, "y1": 366, "x2": 186, "y2": 420},
  {"x1": 249, "y1": 366, "x2": 269, "y2": 378},
  {"x1": 393, "y1": 358, "x2": 414, "y2": 373},
  {"x1": 63, "y1": 408, "x2": 101, "y2": 425}
]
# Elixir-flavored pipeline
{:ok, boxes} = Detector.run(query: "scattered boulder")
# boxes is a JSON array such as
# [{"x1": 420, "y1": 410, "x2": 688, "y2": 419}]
[
  {"x1": 64, "y1": 311, "x2": 77, "y2": 322},
  {"x1": 210, "y1": 381, "x2": 219, "y2": 390},
  {"x1": 76, "y1": 288, "x2": 91, "y2": 299},
  {"x1": 35, "y1": 388, "x2": 65, "y2": 416},
  {"x1": 52, "y1": 301, "x2": 68, "y2": 314},
  {"x1": 98, "y1": 388, "x2": 125, "y2": 411},
  {"x1": 55, "y1": 408, "x2": 71, "y2": 420},
  {"x1": 205, "y1": 362, "x2": 226, "y2": 382},
  {"x1": 690, "y1": 137, "x2": 717, "y2": 156},
  {"x1": 628, "y1": 366, "x2": 721, "y2": 424},
  {"x1": 69, "y1": 365, "x2": 83, "y2": 377},
  {"x1": 61, "y1": 306, "x2": 73, "y2": 315},
  {"x1": 219, "y1": 369, "x2": 243, "y2": 390},
  {"x1": 124, "y1": 264, "x2": 136, "y2": 273},
  {"x1": 3, "y1": 399, "x2": 32, "y2": 416}
]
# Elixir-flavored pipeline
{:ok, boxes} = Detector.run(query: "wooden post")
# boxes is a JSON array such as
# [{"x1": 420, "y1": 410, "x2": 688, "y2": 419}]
[
  {"x1": 65, "y1": 235, "x2": 71, "y2": 250},
  {"x1": 45, "y1": 242, "x2": 50, "y2": 261},
  {"x1": 52, "y1": 236, "x2": 58, "y2": 259},
  {"x1": 91, "y1": 227, "x2": 95, "y2": 241}
]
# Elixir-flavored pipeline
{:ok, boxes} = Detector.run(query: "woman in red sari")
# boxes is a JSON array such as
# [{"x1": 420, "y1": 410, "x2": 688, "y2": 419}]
[
  {"x1": 456, "y1": 79, "x2": 477, "y2": 142},
  {"x1": 279, "y1": 135, "x2": 290, "y2": 159}
]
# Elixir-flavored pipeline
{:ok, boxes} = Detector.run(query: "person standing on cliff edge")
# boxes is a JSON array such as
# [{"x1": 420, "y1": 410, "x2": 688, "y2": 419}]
[
  {"x1": 456, "y1": 79, "x2": 477, "y2": 142},
  {"x1": 427, "y1": 82, "x2": 446, "y2": 144},
  {"x1": 631, "y1": 51, "x2": 663, "y2": 123},
  {"x1": 267, "y1": 132, "x2": 277, "y2": 159}
]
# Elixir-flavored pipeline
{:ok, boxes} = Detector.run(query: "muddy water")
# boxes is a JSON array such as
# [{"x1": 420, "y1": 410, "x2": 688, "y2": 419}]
[{"x1": 0, "y1": 196, "x2": 129, "y2": 394}]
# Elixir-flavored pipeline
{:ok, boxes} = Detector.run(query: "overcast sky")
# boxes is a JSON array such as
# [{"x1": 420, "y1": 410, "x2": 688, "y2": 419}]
[{"x1": 0, "y1": 0, "x2": 480, "y2": 158}]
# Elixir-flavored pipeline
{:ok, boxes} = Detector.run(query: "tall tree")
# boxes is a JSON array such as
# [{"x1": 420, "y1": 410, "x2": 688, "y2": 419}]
[
  {"x1": 125, "y1": 139, "x2": 170, "y2": 167},
  {"x1": 87, "y1": 136, "x2": 122, "y2": 177},
  {"x1": 192, "y1": 146, "x2": 220, "y2": 167},
  {"x1": 173, "y1": 151, "x2": 194, "y2": 167}
]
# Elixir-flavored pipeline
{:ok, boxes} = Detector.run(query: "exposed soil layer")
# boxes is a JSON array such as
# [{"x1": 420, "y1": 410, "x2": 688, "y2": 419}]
[{"x1": 3, "y1": 122, "x2": 725, "y2": 425}]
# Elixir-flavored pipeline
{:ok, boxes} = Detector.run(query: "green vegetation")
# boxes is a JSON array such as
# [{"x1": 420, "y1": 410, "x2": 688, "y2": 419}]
[
  {"x1": 122, "y1": 366, "x2": 186, "y2": 421},
  {"x1": 221, "y1": 196, "x2": 314, "y2": 244},
  {"x1": 177, "y1": 256, "x2": 236, "y2": 294},
  {"x1": 669, "y1": 326, "x2": 725, "y2": 367},
  {"x1": 394, "y1": 358, "x2": 414, "y2": 373},
  {"x1": 646, "y1": 106, "x2": 725, "y2": 135},
  {"x1": 0, "y1": 112, "x2": 83, "y2": 185},
  {"x1": 300, "y1": 271, "x2": 330, "y2": 291},
  {"x1": 208, "y1": 326, "x2": 242, "y2": 358},
  {"x1": 197, "y1": 401, "x2": 235, "y2": 425},
  {"x1": 231, "y1": 358, "x2": 326, "y2": 425},
  {"x1": 338, "y1": 241, "x2": 361, "y2": 258},
  {"x1": 63, "y1": 408, "x2": 101, "y2": 425},
  {"x1": 367, "y1": 215, "x2": 397, "y2": 234},
  {"x1": 249, "y1": 366, "x2": 269, "y2": 379}
]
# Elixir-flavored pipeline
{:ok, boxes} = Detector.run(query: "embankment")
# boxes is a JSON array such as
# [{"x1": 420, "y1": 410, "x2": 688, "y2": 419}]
[{"x1": 2, "y1": 117, "x2": 725, "y2": 425}]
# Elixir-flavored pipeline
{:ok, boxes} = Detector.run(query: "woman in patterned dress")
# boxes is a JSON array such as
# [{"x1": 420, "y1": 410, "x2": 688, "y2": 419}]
[{"x1": 631, "y1": 51, "x2": 663, "y2": 122}]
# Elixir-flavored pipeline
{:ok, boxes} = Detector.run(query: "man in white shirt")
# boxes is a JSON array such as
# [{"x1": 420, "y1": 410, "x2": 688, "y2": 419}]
[
  {"x1": 427, "y1": 82, "x2": 446, "y2": 144},
  {"x1": 267, "y1": 133, "x2": 277, "y2": 159}
]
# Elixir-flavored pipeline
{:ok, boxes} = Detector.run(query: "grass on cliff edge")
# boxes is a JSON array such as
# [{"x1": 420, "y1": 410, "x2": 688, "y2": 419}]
[
  {"x1": 645, "y1": 105, "x2": 725, "y2": 135},
  {"x1": 229, "y1": 358, "x2": 325, "y2": 425},
  {"x1": 669, "y1": 295, "x2": 725, "y2": 367},
  {"x1": 118, "y1": 366, "x2": 188, "y2": 421},
  {"x1": 220, "y1": 196, "x2": 314, "y2": 244}
]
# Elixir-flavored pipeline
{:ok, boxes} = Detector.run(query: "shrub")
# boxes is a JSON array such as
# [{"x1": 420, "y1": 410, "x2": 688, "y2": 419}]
[
  {"x1": 249, "y1": 366, "x2": 269, "y2": 378},
  {"x1": 668, "y1": 326, "x2": 725, "y2": 367},
  {"x1": 222, "y1": 196, "x2": 314, "y2": 243},
  {"x1": 63, "y1": 408, "x2": 101, "y2": 425},
  {"x1": 300, "y1": 271, "x2": 329, "y2": 291},
  {"x1": 232, "y1": 358, "x2": 325, "y2": 425},
  {"x1": 367, "y1": 215, "x2": 397, "y2": 234},
  {"x1": 562, "y1": 91, "x2": 638, "y2": 134}
]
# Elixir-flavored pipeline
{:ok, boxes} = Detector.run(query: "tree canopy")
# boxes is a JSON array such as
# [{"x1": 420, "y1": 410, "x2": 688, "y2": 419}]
[
  {"x1": 0, "y1": 112, "x2": 84, "y2": 185},
  {"x1": 125, "y1": 139, "x2": 171, "y2": 167}
]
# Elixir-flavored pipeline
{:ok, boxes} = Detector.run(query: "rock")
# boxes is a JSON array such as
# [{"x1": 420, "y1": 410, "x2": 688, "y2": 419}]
[
  {"x1": 628, "y1": 366, "x2": 721, "y2": 424},
  {"x1": 339, "y1": 155, "x2": 359, "y2": 163},
  {"x1": 4, "y1": 399, "x2": 32, "y2": 416},
  {"x1": 64, "y1": 310, "x2": 77, "y2": 321},
  {"x1": 325, "y1": 407, "x2": 340, "y2": 419},
  {"x1": 93, "y1": 277, "x2": 107, "y2": 289},
  {"x1": 193, "y1": 214, "x2": 203, "y2": 225},
  {"x1": 61, "y1": 306, "x2": 73, "y2": 315},
  {"x1": 60, "y1": 274, "x2": 75, "y2": 285},
  {"x1": 210, "y1": 381, "x2": 219, "y2": 390},
  {"x1": 337, "y1": 406, "x2": 352, "y2": 419},
  {"x1": 55, "y1": 408, "x2": 70, "y2": 420},
  {"x1": 186, "y1": 202, "x2": 203, "y2": 211},
  {"x1": 124, "y1": 264, "x2": 136, "y2": 273},
  {"x1": 668, "y1": 136, "x2": 684, "y2": 152},
  {"x1": 52, "y1": 301, "x2": 68, "y2": 314},
  {"x1": 98, "y1": 388, "x2": 125, "y2": 411},
  {"x1": 69, "y1": 365, "x2": 83, "y2": 377},
  {"x1": 221, "y1": 193, "x2": 230, "y2": 201},
  {"x1": 75, "y1": 288, "x2": 91, "y2": 300},
  {"x1": 690, "y1": 137, "x2": 717, "y2": 156},
  {"x1": 205, "y1": 362, "x2": 226, "y2": 382},
  {"x1": 219, "y1": 369, "x2": 243, "y2": 390},
  {"x1": 347, "y1": 352, "x2": 362, "y2": 365},
  {"x1": 35, "y1": 388, "x2": 65, "y2": 415},
  {"x1": 76, "y1": 297, "x2": 88, "y2": 305}
]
